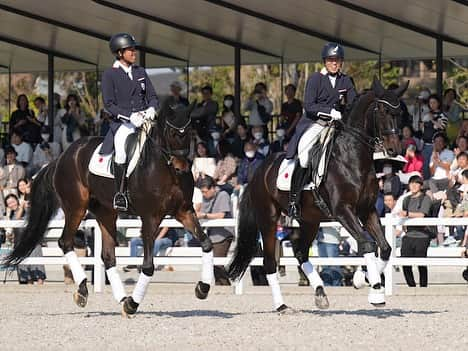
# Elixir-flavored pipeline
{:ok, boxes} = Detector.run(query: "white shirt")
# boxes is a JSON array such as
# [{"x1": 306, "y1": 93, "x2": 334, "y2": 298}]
[
  {"x1": 13, "y1": 142, "x2": 33, "y2": 164},
  {"x1": 113, "y1": 60, "x2": 133, "y2": 80},
  {"x1": 430, "y1": 148, "x2": 455, "y2": 180}
]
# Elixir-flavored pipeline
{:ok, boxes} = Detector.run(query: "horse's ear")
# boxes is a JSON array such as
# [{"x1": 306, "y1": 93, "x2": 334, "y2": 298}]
[
  {"x1": 371, "y1": 76, "x2": 385, "y2": 98},
  {"x1": 394, "y1": 80, "x2": 410, "y2": 98}
]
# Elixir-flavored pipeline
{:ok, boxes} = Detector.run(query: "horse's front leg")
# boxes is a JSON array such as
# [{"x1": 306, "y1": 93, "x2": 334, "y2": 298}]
[
  {"x1": 122, "y1": 216, "x2": 160, "y2": 318},
  {"x1": 176, "y1": 209, "x2": 213, "y2": 300}
]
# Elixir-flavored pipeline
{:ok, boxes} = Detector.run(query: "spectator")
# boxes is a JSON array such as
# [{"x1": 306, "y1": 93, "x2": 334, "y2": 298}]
[
  {"x1": 236, "y1": 142, "x2": 265, "y2": 187},
  {"x1": 124, "y1": 227, "x2": 176, "y2": 272},
  {"x1": 428, "y1": 132, "x2": 454, "y2": 194},
  {"x1": 251, "y1": 125, "x2": 270, "y2": 157},
  {"x1": 95, "y1": 109, "x2": 112, "y2": 137},
  {"x1": 196, "y1": 176, "x2": 234, "y2": 285},
  {"x1": 212, "y1": 139, "x2": 237, "y2": 195},
  {"x1": 244, "y1": 82, "x2": 273, "y2": 135},
  {"x1": 402, "y1": 143, "x2": 423, "y2": 176},
  {"x1": 192, "y1": 142, "x2": 216, "y2": 184},
  {"x1": 281, "y1": 84, "x2": 303, "y2": 138},
  {"x1": 421, "y1": 94, "x2": 448, "y2": 179},
  {"x1": 399, "y1": 175, "x2": 434, "y2": 287},
  {"x1": 270, "y1": 123, "x2": 288, "y2": 153},
  {"x1": 0, "y1": 145, "x2": 4, "y2": 167},
  {"x1": 317, "y1": 226, "x2": 343, "y2": 286},
  {"x1": 53, "y1": 93, "x2": 67, "y2": 144},
  {"x1": 230, "y1": 123, "x2": 250, "y2": 159},
  {"x1": 409, "y1": 88, "x2": 431, "y2": 135},
  {"x1": 443, "y1": 88, "x2": 462, "y2": 142},
  {"x1": 190, "y1": 85, "x2": 218, "y2": 142},
  {"x1": 454, "y1": 170, "x2": 468, "y2": 218},
  {"x1": 388, "y1": 83, "x2": 412, "y2": 129},
  {"x1": 61, "y1": 94, "x2": 87, "y2": 150},
  {"x1": 451, "y1": 136, "x2": 467, "y2": 171},
  {"x1": 380, "y1": 161, "x2": 403, "y2": 199},
  {"x1": 32, "y1": 126, "x2": 61, "y2": 174},
  {"x1": 4, "y1": 193, "x2": 46, "y2": 284},
  {"x1": 401, "y1": 125, "x2": 422, "y2": 152},
  {"x1": 10, "y1": 94, "x2": 42, "y2": 144},
  {"x1": 220, "y1": 94, "x2": 237, "y2": 140},
  {"x1": 33, "y1": 96, "x2": 48, "y2": 126},
  {"x1": 207, "y1": 125, "x2": 223, "y2": 157},
  {"x1": 10, "y1": 130, "x2": 33, "y2": 171},
  {"x1": 0, "y1": 147, "x2": 26, "y2": 198},
  {"x1": 166, "y1": 81, "x2": 189, "y2": 108}
]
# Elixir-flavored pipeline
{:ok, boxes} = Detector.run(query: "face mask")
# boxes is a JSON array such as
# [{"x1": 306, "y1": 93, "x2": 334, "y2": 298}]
[
  {"x1": 41, "y1": 134, "x2": 49, "y2": 141},
  {"x1": 224, "y1": 100, "x2": 233, "y2": 108},
  {"x1": 245, "y1": 151, "x2": 255, "y2": 158},
  {"x1": 253, "y1": 132, "x2": 263, "y2": 140},
  {"x1": 276, "y1": 129, "x2": 285, "y2": 138},
  {"x1": 383, "y1": 166, "x2": 392, "y2": 174},
  {"x1": 211, "y1": 132, "x2": 221, "y2": 140}
]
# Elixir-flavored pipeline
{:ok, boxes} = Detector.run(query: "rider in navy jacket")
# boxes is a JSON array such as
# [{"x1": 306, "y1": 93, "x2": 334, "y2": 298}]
[
  {"x1": 286, "y1": 43, "x2": 357, "y2": 219},
  {"x1": 101, "y1": 33, "x2": 159, "y2": 211}
]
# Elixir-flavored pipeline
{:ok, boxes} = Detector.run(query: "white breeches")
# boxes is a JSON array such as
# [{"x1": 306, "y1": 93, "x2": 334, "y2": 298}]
[
  {"x1": 114, "y1": 122, "x2": 135, "y2": 164},
  {"x1": 297, "y1": 123, "x2": 325, "y2": 168}
]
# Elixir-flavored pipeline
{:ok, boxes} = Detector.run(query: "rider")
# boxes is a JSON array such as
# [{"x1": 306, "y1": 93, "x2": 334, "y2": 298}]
[
  {"x1": 101, "y1": 33, "x2": 159, "y2": 211},
  {"x1": 286, "y1": 42, "x2": 357, "y2": 219}
]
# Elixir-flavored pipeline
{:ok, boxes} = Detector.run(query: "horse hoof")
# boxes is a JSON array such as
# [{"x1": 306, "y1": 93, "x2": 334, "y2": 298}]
[
  {"x1": 122, "y1": 296, "x2": 139, "y2": 318},
  {"x1": 353, "y1": 269, "x2": 368, "y2": 289},
  {"x1": 195, "y1": 281, "x2": 210, "y2": 300},
  {"x1": 276, "y1": 304, "x2": 296, "y2": 315},
  {"x1": 73, "y1": 291, "x2": 88, "y2": 308},
  {"x1": 314, "y1": 286, "x2": 330, "y2": 310},
  {"x1": 368, "y1": 284, "x2": 385, "y2": 307}
]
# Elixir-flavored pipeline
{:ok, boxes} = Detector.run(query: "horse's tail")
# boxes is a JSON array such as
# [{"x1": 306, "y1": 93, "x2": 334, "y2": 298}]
[
  {"x1": 3, "y1": 161, "x2": 59, "y2": 266},
  {"x1": 227, "y1": 183, "x2": 259, "y2": 281}
]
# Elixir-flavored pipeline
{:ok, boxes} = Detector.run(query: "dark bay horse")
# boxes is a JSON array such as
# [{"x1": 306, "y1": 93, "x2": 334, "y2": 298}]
[
  {"x1": 228, "y1": 78, "x2": 408, "y2": 312},
  {"x1": 4, "y1": 102, "x2": 214, "y2": 317}
]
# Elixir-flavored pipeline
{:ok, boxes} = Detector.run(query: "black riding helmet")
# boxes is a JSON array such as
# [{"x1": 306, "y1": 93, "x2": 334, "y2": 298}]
[
  {"x1": 109, "y1": 33, "x2": 138, "y2": 56},
  {"x1": 321, "y1": 42, "x2": 345, "y2": 61}
]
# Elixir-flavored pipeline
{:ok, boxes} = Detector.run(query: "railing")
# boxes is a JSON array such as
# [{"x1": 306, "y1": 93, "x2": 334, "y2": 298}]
[{"x1": 1, "y1": 215, "x2": 467, "y2": 296}]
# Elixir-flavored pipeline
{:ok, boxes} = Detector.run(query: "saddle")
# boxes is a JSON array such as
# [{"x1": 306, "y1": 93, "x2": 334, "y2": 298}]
[{"x1": 88, "y1": 120, "x2": 151, "y2": 179}]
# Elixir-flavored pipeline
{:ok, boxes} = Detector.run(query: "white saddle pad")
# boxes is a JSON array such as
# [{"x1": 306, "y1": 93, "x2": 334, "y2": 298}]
[
  {"x1": 89, "y1": 121, "x2": 150, "y2": 179},
  {"x1": 276, "y1": 158, "x2": 314, "y2": 191}
]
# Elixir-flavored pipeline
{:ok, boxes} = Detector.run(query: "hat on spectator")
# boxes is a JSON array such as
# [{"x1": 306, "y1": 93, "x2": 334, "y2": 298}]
[{"x1": 408, "y1": 175, "x2": 424, "y2": 185}]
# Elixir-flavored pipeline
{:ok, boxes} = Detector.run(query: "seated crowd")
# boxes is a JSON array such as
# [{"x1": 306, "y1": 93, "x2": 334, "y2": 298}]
[{"x1": 1, "y1": 82, "x2": 467, "y2": 288}]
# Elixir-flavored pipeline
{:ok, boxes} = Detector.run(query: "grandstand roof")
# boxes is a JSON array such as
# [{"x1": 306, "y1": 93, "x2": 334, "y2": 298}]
[{"x1": 0, "y1": 0, "x2": 467, "y2": 72}]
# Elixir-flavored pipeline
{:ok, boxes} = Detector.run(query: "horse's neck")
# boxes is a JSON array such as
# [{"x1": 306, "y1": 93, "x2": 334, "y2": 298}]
[{"x1": 346, "y1": 93, "x2": 375, "y2": 137}]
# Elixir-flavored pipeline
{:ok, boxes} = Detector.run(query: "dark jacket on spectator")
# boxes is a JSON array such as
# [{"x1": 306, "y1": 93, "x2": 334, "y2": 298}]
[
  {"x1": 191, "y1": 99, "x2": 218, "y2": 142},
  {"x1": 237, "y1": 152, "x2": 265, "y2": 185}
]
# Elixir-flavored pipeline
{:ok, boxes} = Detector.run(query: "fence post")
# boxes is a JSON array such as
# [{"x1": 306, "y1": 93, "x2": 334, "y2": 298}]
[
  {"x1": 233, "y1": 187, "x2": 244, "y2": 295},
  {"x1": 92, "y1": 221, "x2": 105, "y2": 293},
  {"x1": 384, "y1": 213, "x2": 395, "y2": 296}
]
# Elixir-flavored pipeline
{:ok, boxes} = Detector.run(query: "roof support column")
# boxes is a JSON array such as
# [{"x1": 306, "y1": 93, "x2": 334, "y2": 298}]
[
  {"x1": 436, "y1": 38, "x2": 443, "y2": 97},
  {"x1": 8, "y1": 66, "x2": 11, "y2": 121},
  {"x1": 378, "y1": 52, "x2": 382, "y2": 81},
  {"x1": 234, "y1": 47, "x2": 241, "y2": 123},
  {"x1": 186, "y1": 62, "x2": 190, "y2": 100},
  {"x1": 48, "y1": 53, "x2": 54, "y2": 139}
]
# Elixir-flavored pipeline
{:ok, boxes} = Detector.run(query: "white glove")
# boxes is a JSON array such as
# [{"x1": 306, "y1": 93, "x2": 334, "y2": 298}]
[
  {"x1": 130, "y1": 112, "x2": 144, "y2": 127},
  {"x1": 330, "y1": 108, "x2": 342, "y2": 121},
  {"x1": 144, "y1": 106, "x2": 156, "y2": 120}
]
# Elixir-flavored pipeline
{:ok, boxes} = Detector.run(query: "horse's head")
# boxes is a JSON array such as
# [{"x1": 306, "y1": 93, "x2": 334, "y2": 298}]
[{"x1": 370, "y1": 77, "x2": 409, "y2": 157}]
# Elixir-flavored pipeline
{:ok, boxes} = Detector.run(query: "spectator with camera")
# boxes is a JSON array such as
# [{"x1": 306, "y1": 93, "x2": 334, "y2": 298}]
[
  {"x1": 244, "y1": 82, "x2": 273, "y2": 136},
  {"x1": 190, "y1": 85, "x2": 218, "y2": 142},
  {"x1": 409, "y1": 88, "x2": 431, "y2": 135},
  {"x1": 32, "y1": 126, "x2": 61, "y2": 174},
  {"x1": 421, "y1": 95, "x2": 449, "y2": 179},
  {"x1": 9, "y1": 94, "x2": 42, "y2": 144}
]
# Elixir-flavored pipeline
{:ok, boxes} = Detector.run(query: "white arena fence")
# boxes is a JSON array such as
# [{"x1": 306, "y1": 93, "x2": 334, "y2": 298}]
[{"x1": 0, "y1": 215, "x2": 467, "y2": 296}]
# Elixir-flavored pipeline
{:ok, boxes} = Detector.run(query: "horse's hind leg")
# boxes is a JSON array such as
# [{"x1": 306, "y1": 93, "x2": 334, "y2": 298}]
[
  {"x1": 59, "y1": 207, "x2": 89, "y2": 308},
  {"x1": 336, "y1": 206, "x2": 385, "y2": 306},
  {"x1": 290, "y1": 220, "x2": 329, "y2": 310},
  {"x1": 176, "y1": 209, "x2": 214, "y2": 300}
]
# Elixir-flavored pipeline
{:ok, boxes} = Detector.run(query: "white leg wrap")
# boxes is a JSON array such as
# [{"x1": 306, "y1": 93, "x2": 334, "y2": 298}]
[
  {"x1": 301, "y1": 261, "x2": 323, "y2": 290},
  {"x1": 266, "y1": 273, "x2": 284, "y2": 310},
  {"x1": 376, "y1": 257, "x2": 388, "y2": 274},
  {"x1": 201, "y1": 250, "x2": 214, "y2": 285},
  {"x1": 132, "y1": 272, "x2": 152, "y2": 304},
  {"x1": 364, "y1": 253, "x2": 381, "y2": 287},
  {"x1": 64, "y1": 251, "x2": 87, "y2": 286},
  {"x1": 106, "y1": 267, "x2": 126, "y2": 303}
]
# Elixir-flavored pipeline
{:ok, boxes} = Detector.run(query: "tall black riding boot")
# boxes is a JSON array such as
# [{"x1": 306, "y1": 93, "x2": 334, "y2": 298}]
[
  {"x1": 113, "y1": 163, "x2": 129, "y2": 211},
  {"x1": 287, "y1": 161, "x2": 308, "y2": 221}
]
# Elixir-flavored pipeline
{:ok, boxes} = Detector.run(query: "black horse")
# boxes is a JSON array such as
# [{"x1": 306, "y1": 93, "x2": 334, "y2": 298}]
[
  {"x1": 228, "y1": 78, "x2": 408, "y2": 312},
  {"x1": 3, "y1": 102, "x2": 214, "y2": 317}
]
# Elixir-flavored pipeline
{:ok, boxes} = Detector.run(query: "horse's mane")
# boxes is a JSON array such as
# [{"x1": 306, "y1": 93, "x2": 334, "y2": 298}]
[{"x1": 345, "y1": 90, "x2": 375, "y2": 128}]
